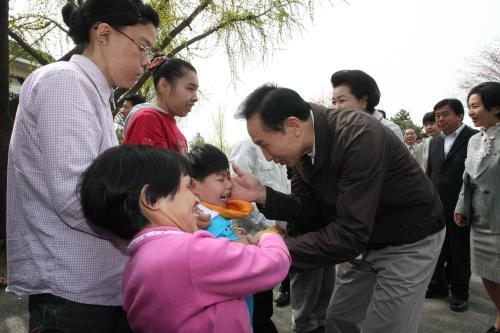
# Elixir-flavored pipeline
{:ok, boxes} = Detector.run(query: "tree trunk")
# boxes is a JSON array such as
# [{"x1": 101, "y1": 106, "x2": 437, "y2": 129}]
[{"x1": 0, "y1": 0, "x2": 11, "y2": 241}]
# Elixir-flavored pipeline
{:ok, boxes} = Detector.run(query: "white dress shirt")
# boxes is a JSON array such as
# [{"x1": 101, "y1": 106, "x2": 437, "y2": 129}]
[{"x1": 443, "y1": 123, "x2": 465, "y2": 157}]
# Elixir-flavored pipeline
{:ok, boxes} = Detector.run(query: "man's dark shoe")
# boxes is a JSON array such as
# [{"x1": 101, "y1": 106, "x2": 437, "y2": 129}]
[
  {"x1": 450, "y1": 298, "x2": 468, "y2": 312},
  {"x1": 486, "y1": 326, "x2": 500, "y2": 333},
  {"x1": 425, "y1": 288, "x2": 448, "y2": 298},
  {"x1": 274, "y1": 291, "x2": 290, "y2": 307}
]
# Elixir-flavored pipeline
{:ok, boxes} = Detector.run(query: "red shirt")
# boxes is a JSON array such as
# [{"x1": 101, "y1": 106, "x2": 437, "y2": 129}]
[{"x1": 123, "y1": 107, "x2": 188, "y2": 154}]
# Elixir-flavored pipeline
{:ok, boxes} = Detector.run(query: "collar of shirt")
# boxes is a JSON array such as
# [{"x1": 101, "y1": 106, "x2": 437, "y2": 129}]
[
  {"x1": 306, "y1": 109, "x2": 315, "y2": 164},
  {"x1": 70, "y1": 54, "x2": 114, "y2": 109},
  {"x1": 441, "y1": 122, "x2": 465, "y2": 139},
  {"x1": 372, "y1": 109, "x2": 384, "y2": 122}
]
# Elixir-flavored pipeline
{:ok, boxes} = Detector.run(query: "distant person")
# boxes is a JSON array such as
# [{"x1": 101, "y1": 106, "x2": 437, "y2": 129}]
[
  {"x1": 114, "y1": 93, "x2": 146, "y2": 141},
  {"x1": 6, "y1": 0, "x2": 159, "y2": 331},
  {"x1": 404, "y1": 128, "x2": 418, "y2": 157},
  {"x1": 455, "y1": 82, "x2": 500, "y2": 333},
  {"x1": 80, "y1": 145, "x2": 291, "y2": 333},
  {"x1": 426, "y1": 98, "x2": 478, "y2": 312},
  {"x1": 123, "y1": 57, "x2": 199, "y2": 154},
  {"x1": 330, "y1": 69, "x2": 404, "y2": 141},
  {"x1": 415, "y1": 111, "x2": 441, "y2": 171},
  {"x1": 232, "y1": 84, "x2": 445, "y2": 333},
  {"x1": 230, "y1": 139, "x2": 291, "y2": 332}
]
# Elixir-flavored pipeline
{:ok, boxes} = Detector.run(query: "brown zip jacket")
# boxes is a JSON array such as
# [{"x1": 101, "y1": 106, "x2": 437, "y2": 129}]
[{"x1": 260, "y1": 104, "x2": 445, "y2": 270}]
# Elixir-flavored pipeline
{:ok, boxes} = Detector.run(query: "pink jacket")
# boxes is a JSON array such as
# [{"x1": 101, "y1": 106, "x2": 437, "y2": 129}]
[{"x1": 123, "y1": 226, "x2": 291, "y2": 333}]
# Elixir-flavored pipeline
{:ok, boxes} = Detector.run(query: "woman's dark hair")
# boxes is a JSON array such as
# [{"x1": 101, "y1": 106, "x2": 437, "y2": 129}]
[
  {"x1": 151, "y1": 58, "x2": 197, "y2": 90},
  {"x1": 330, "y1": 69, "x2": 381, "y2": 113},
  {"x1": 62, "y1": 0, "x2": 160, "y2": 45},
  {"x1": 80, "y1": 145, "x2": 190, "y2": 240},
  {"x1": 235, "y1": 83, "x2": 310, "y2": 132},
  {"x1": 186, "y1": 144, "x2": 229, "y2": 181},
  {"x1": 468, "y1": 81, "x2": 500, "y2": 119}
]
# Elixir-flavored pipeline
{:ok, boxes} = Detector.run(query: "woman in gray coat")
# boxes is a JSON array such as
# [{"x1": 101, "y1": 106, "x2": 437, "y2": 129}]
[{"x1": 455, "y1": 81, "x2": 500, "y2": 333}]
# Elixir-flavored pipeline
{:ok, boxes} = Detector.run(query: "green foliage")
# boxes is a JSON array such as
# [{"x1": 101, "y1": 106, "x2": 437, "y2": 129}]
[
  {"x1": 189, "y1": 132, "x2": 206, "y2": 150},
  {"x1": 390, "y1": 109, "x2": 425, "y2": 139},
  {"x1": 209, "y1": 108, "x2": 229, "y2": 154},
  {"x1": 9, "y1": 0, "x2": 323, "y2": 103}
]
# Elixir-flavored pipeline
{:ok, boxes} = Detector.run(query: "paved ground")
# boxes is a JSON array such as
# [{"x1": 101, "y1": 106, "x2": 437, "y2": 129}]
[{"x1": 1, "y1": 273, "x2": 496, "y2": 333}]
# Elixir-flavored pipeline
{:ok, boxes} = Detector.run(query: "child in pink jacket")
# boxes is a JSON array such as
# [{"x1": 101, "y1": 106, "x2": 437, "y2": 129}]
[{"x1": 80, "y1": 145, "x2": 291, "y2": 333}]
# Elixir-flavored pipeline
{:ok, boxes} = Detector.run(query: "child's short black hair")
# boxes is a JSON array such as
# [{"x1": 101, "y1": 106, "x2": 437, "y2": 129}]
[
  {"x1": 186, "y1": 144, "x2": 229, "y2": 180},
  {"x1": 80, "y1": 145, "x2": 190, "y2": 240},
  {"x1": 422, "y1": 111, "x2": 436, "y2": 124}
]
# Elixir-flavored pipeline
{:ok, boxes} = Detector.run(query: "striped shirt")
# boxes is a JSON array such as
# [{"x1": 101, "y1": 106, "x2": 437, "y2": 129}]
[{"x1": 6, "y1": 55, "x2": 127, "y2": 305}]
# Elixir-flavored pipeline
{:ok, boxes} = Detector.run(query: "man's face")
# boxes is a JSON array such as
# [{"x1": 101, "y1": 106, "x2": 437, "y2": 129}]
[
  {"x1": 435, "y1": 105, "x2": 463, "y2": 136},
  {"x1": 121, "y1": 100, "x2": 134, "y2": 118},
  {"x1": 246, "y1": 114, "x2": 305, "y2": 167},
  {"x1": 423, "y1": 121, "x2": 441, "y2": 138},
  {"x1": 404, "y1": 128, "x2": 417, "y2": 146}
]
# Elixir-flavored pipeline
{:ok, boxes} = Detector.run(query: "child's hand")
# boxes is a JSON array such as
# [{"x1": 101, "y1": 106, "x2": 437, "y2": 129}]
[
  {"x1": 232, "y1": 227, "x2": 251, "y2": 245},
  {"x1": 266, "y1": 225, "x2": 287, "y2": 237},
  {"x1": 194, "y1": 207, "x2": 211, "y2": 230},
  {"x1": 232, "y1": 227, "x2": 247, "y2": 237}
]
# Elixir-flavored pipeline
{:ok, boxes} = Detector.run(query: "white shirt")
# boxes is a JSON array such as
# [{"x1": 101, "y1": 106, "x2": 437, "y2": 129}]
[
  {"x1": 373, "y1": 109, "x2": 404, "y2": 142},
  {"x1": 442, "y1": 123, "x2": 465, "y2": 157}
]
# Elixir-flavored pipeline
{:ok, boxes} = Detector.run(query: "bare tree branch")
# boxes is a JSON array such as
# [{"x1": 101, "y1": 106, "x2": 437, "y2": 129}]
[
  {"x1": 158, "y1": 0, "x2": 212, "y2": 50},
  {"x1": 8, "y1": 28, "x2": 51, "y2": 65}
]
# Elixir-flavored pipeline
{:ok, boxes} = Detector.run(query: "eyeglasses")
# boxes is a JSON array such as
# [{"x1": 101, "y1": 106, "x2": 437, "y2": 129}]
[{"x1": 114, "y1": 28, "x2": 156, "y2": 62}]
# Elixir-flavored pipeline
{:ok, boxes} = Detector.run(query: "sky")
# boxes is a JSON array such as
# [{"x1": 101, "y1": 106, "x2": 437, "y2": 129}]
[
  {"x1": 181, "y1": 0, "x2": 500, "y2": 147},
  {"x1": 10, "y1": 0, "x2": 500, "y2": 147}
]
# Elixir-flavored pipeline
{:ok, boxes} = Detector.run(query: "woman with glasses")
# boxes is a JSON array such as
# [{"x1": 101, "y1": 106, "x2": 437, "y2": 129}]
[
  {"x1": 123, "y1": 57, "x2": 199, "y2": 154},
  {"x1": 6, "y1": 0, "x2": 159, "y2": 332}
]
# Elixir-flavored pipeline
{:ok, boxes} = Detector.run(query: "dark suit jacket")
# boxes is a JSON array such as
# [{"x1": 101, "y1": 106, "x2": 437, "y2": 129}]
[
  {"x1": 260, "y1": 105, "x2": 444, "y2": 270},
  {"x1": 427, "y1": 125, "x2": 478, "y2": 220}
]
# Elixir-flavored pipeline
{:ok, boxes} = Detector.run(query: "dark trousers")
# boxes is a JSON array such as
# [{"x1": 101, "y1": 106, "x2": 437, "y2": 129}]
[
  {"x1": 279, "y1": 274, "x2": 290, "y2": 293},
  {"x1": 253, "y1": 289, "x2": 278, "y2": 333},
  {"x1": 429, "y1": 219, "x2": 471, "y2": 300},
  {"x1": 29, "y1": 294, "x2": 132, "y2": 333}
]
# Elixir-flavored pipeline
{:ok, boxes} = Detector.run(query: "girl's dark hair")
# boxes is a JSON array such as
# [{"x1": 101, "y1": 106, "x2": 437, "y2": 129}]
[
  {"x1": 186, "y1": 144, "x2": 229, "y2": 181},
  {"x1": 80, "y1": 145, "x2": 190, "y2": 240},
  {"x1": 468, "y1": 81, "x2": 500, "y2": 119},
  {"x1": 62, "y1": 0, "x2": 160, "y2": 45},
  {"x1": 151, "y1": 58, "x2": 197, "y2": 90}
]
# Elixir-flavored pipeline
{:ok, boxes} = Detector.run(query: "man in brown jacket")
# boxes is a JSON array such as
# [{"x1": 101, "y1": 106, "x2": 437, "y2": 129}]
[{"x1": 231, "y1": 84, "x2": 445, "y2": 333}]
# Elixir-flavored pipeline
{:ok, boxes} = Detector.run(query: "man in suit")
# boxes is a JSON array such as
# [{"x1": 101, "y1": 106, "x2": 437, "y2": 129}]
[
  {"x1": 232, "y1": 84, "x2": 445, "y2": 333},
  {"x1": 426, "y1": 98, "x2": 479, "y2": 312},
  {"x1": 404, "y1": 128, "x2": 419, "y2": 158}
]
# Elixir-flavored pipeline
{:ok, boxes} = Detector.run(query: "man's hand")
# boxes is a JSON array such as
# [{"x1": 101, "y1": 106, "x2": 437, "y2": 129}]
[
  {"x1": 230, "y1": 163, "x2": 267, "y2": 204},
  {"x1": 454, "y1": 213, "x2": 466, "y2": 227}
]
